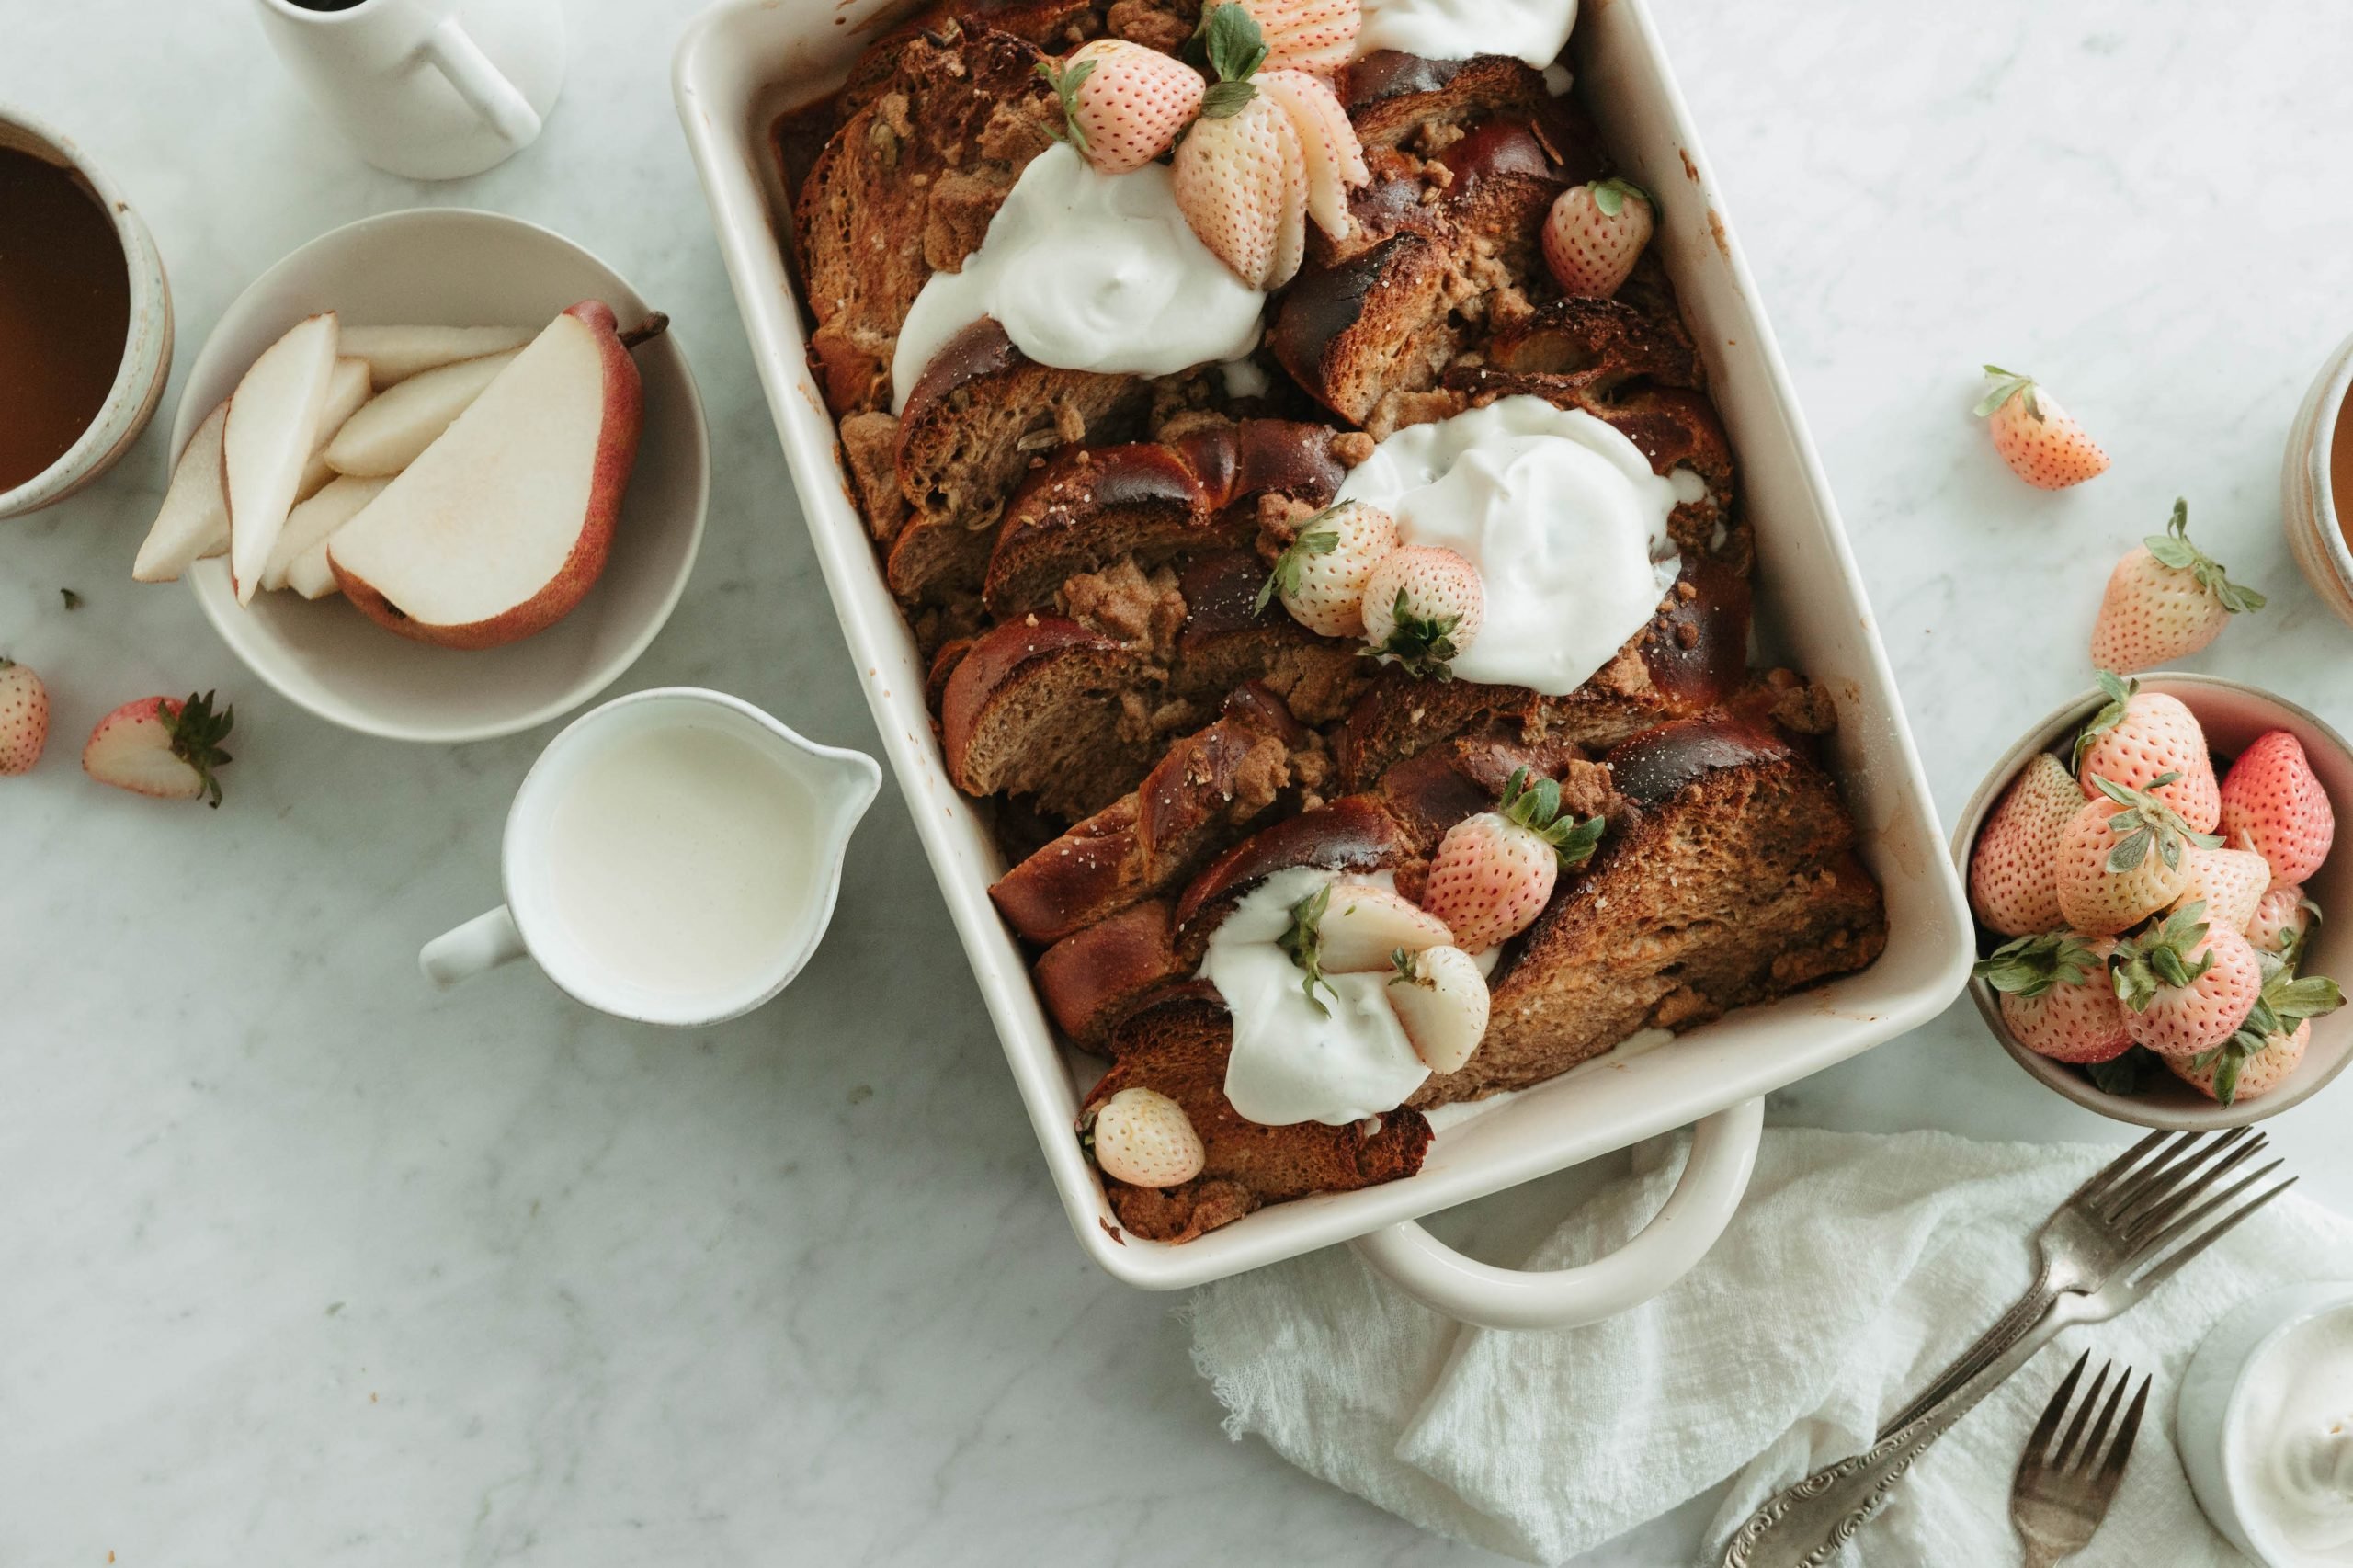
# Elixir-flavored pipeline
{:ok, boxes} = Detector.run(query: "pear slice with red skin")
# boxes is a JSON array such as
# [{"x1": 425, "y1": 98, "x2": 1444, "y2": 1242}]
[
  {"x1": 132, "y1": 402, "x2": 231, "y2": 583},
  {"x1": 328, "y1": 301, "x2": 647, "y2": 650},
  {"x1": 338, "y1": 324, "x2": 537, "y2": 386},
  {"x1": 224, "y1": 312, "x2": 341, "y2": 606}
]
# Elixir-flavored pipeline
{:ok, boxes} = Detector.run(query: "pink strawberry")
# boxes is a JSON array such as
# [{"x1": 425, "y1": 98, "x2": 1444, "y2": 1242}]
[
  {"x1": 2218, "y1": 730, "x2": 2336, "y2": 885},
  {"x1": 1972, "y1": 366, "x2": 2109, "y2": 490},
  {"x1": 1419, "y1": 767, "x2": 1606, "y2": 953},
  {"x1": 2054, "y1": 776, "x2": 2216, "y2": 936},
  {"x1": 1086, "y1": 1087, "x2": 1205, "y2": 1187},
  {"x1": 2110, "y1": 904, "x2": 2263, "y2": 1059},
  {"x1": 82, "y1": 691, "x2": 234, "y2": 806},
  {"x1": 1253, "y1": 67, "x2": 1367, "y2": 238},
  {"x1": 1386, "y1": 944, "x2": 1488, "y2": 1074},
  {"x1": 1208, "y1": 0, "x2": 1359, "y2": 73},
  {"x1": 1039, "y1": 40, "x2": 1206, "y2": 175},
  {"x1": 0, "y1": 656, "x2": 49, "y2": 775},
  {"x1": 2248, "y1": 884, "x2": 2318, "y2": 960},
  {"x1": 2170, "y1": 843, "x2": 2272, "y2": 935},
  {"x1": 1976, "y1": 932, "x2": 2132, "y2": 1064},
  {"x1": 1541, "y1": 178, "x2": 1654, "y2": 298},
  {"x1": 2070, "y1": 671, "x2": 2220, "y2": 831},
  {"x1": 1968, "y1": 753, "x2": 2081, "y2": 937},
  {"x1": 2173, "y1": 1020, "x2": 2309, "y2": 1105},
  {"x1": 1173, "y1": 91, "x2": 1302, "y2": 289},
  {"x1": 2171, "y1": 960, "x2": 2344, "y2": 1104},
  {"x1": 2088, "y1": 499, "x2": 2265, "y2": 673},
  {"x1": 1361, "y1": 545, "x2": 1483, "y2": 679},
  {"x1": 1258, "y1": 499, "x2": 1398, "y2": 638}
]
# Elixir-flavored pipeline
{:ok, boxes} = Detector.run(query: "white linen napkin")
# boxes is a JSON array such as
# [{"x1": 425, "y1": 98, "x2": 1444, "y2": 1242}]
[{"x1": 1187, "y1": 1127, "x2": 2353, "y2": 1565}]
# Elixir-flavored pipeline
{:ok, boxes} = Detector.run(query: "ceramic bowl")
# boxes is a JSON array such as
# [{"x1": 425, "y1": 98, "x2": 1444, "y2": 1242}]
[
  {"x1": 0, "y1": 106, "x2": 173, "y2": 519},
  {"x1": 2179, "y1": 1279, "x2": 2353, "y2": 1565},
  {"x1": 2281, "y1": 330, "x2": 2353, "y2": 631},
  {"x1": 1954, "y1": 674, "x2": 2353, "y2": 1128},
  {"x1": 168, "y1": 208, "x2": 709, "y2": 744}
]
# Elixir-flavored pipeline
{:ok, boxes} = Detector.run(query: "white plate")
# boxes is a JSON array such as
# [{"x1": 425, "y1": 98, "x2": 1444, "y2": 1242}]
[
  {"x1": 169, "y1": 208, "x2": 710, "y2": 744},
  {"x1": 673, "y1": 0, "x2": 1975, "y2": 1300}
]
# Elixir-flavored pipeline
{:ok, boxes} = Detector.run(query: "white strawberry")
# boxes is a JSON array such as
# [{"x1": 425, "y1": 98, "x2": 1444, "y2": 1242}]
[
  {"x1": 82, "y1": 691, "x2": 235, "y2": 806},
  {"x1": 1252, "y1": 68, "x2": 1367, "y2": 238},
  {"x1": 2169, "y1": 843, "x2": 2272, "y2": 936},
  {"x1": 1541, "y1": 177, "x2": 1654, "y2": 298},
  {"x1": 1039, "y1": 40, "x2": 1206, "y2": 176},
  {"x1": 0, "y1": 657, "x2": 50, "y2": 775},
  {"x1": 1257, "y1": 499, "x2": 1398, "y2": 638},
  {"x1": 1208, "y1": 0, "x2": 1359, "y2": 74},
  {"x1": 1361, "y1": 545, "x2": 1483, "y2": 679},
  {"x1": 1318, "y1": 881, "x2": 1452, "y2": 971},
  {"x1": 1420, "y1": 768, "x2": 1607, "y2": 953},
  {"x1": 1173, "y1": 91, "x2": 1300, "y2": 289},
  {"x1": 2248, "y1": 884, "x2": 2318, "y2": 961},
  {"x1": 1386, "y1": 944, "x2": 1489, "y2": 1074},
  {"x1": 1086, "y1": 1087, "x2": 1205, "y2": 1187}
]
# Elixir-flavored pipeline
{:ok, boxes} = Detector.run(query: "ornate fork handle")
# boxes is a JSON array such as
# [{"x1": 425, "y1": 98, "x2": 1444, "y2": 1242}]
[{"x1": 1720, "y1": 1301, "x2": 2084, "y2": 1568}]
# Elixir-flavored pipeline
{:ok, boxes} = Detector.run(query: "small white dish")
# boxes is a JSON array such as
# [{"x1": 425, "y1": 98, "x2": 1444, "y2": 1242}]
[
  {"x1": 1955, "y1": 674, "x2": 2353, "y2": 1128},
  {"x1": 0, "y1": 105, "x2": 174, "y2": 520},
  {"x1": 2180, "y1": 1280, "x2": 2353, "y2": 1566},
  {"x1": 2281, "y1": 330, "x2": 2353, "y2": 632},
  {"x1": 420, "y1": 687, "x2": 881, "y2": 1026},
  {"x1": 168, "y1": 207, "x2": 709, "y2": 744}
]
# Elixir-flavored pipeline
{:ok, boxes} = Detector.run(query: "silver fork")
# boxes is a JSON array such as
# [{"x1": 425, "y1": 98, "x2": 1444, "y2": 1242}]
[
  {"x1": 1719, "y1": 1149, "x2": 2293, "y2": 1568},
  {"x1": 1879, "y1": 1128, "x2": 2268, "y2": 1437},
  {"x1": 2012, "y1": 1353, "x2": 2152, "y2": 1568}
]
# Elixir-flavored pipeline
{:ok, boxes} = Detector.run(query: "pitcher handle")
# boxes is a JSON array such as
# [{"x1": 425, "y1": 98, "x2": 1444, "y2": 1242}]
[
  {"x1": 420, "y1": 905, "x2": 528, "y2": 989},
  {"x1": 1348, "y1": 1096, "x2": 1764, "y2": 1330},
  {"x1": 420, "y1": 17, "x2": 541, "y2": 148}
]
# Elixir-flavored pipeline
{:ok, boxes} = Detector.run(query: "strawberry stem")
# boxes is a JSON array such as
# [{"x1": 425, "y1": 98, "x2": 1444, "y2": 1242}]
[{"x1": 162, "y1": 689, "x2": 234, "y2": 809}]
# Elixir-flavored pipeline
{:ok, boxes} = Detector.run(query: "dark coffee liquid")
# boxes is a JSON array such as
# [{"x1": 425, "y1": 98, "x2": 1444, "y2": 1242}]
[
  {"x1": 287, "y1": 0, "x2": 371, "y2": 10},
  {"x1": 0, "y1": 145, "x2": 131, "y2": 493}
]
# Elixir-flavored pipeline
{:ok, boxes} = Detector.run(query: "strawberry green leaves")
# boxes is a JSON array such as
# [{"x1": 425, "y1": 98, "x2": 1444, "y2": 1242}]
[
  {"x1": 1036, "y1": 56, "x2": 1101, "y2": 155},
  {"x1": 1497, "y1": 767, "x2": 1608, "y2": 869},
  {"x1": 2142, "y1": 498, "x2": 2265, "y2": 616},
  {"x1": 1278, "y1": 881, "x2": 1338, "y2": 1015},
  {"x1": 2072, "y1": 669, "x2": 2138, "y2": 772},
  {"x1": 1588, "y1": 176, "x2": 1650, "y2": 218},
  {"x1": 2087, "y1": 771, "x2": 2219, "y2": 874},
  {"x1": 1972, "y1": 363, "x2": 2042, "y2": 421},
  {"x1": 1254, "y1": 522, "x2": 1339, "y2": 616},
  {"x1": 1974, "y1": 931, "x2": 2104, "y2": 999},
  {"x1": 1367, "y1": 588, "x2": 1462, "y2": 680},
  {"x1": 164, "y1": 690, "x2": 235, "y2": 809},
  {"x1": 1194, "y1": 3, "x2": 1267, "y2": 118}
]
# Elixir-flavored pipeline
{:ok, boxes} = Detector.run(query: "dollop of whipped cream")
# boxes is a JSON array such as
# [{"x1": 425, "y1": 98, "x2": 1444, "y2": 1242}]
[
  {"x1": 1206, "y1": 868, "x2": 1432, "y2": 1127},
  {"x1": 1335, "y1": 397, "x2": 1701, "y2": 695},
  {"x1": 1357, "y1": 0, "x2": 1580, "y2": 71},
  {"x1": 2239, "y1": 1304, "x2": 2353, "y2": 1559},
  {"x1": 890, "y1": 142, "x2": 1266, "y2": 414}
]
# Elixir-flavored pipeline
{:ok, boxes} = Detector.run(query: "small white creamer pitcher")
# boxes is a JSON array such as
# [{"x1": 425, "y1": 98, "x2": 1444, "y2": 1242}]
[
  {"x1": 253, "y1": 0, "x2": 566, "y2": 181},
  {"x1": 421, "y1": 688, "x2": 882, "y2": 1027}
]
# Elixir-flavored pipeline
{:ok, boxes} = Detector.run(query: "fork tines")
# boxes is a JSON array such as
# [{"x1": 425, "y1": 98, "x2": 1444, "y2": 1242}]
[{"x1": 2016, "y1": 1351, "x2": 2152, "y2": 1517}]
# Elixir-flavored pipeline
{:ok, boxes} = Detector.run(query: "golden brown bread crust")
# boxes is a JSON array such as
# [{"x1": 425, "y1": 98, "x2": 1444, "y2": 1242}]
[
  {"x1": 1035, "y1": 898, "x2": 1192, "y2": 1048},
  {"x1": 1084, "y1": 987, "x2": 1435, "y2": 1244},
  {"x1": 989, "y1": 683, "x2": 1318, "y2": 944}
]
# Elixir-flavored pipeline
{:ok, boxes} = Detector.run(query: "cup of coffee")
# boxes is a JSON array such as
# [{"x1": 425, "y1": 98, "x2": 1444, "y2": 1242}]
[
  {"x1": 0, "y1": 108, "x2": 174, "y2": 520},
  {"x1": 420, "y1": 688, "x2": 882, "y2": 1027},
  {"x1": 251, "y1": 0, "x2": 566, "y2": 181}
]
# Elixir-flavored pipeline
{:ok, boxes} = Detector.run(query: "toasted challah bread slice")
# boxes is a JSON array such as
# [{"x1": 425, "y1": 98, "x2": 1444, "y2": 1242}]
[
  {"x1": 1083, "y1": 986, "x2": 1436, "y2": 1244},
  {"x1": 795, "y1": 24, "x2": 1058, "y2": 415},
  {"x1": 989, "y1": 683, "x2": 1325, "y2": 945},
  {"x1": 939, "y1": 551, "x2": 1369, "y2": 820},
  {"x1": 981, "y1": 419, "x2": 1350, "y2": 618},
  {"x1": 1424, "y1": 714, "x2": 1886, "y2": 1102}
]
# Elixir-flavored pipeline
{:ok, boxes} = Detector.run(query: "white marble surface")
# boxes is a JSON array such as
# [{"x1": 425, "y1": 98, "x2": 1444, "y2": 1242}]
[{"x1": 6, "y1": 1, "x2": 2352, "y2": 1562}]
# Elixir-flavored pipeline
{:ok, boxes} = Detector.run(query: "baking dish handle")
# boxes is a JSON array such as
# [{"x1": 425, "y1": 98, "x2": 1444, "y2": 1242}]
[{"x1": 1347, "y1": 1096, "x2": 1764, "y2": 1331}]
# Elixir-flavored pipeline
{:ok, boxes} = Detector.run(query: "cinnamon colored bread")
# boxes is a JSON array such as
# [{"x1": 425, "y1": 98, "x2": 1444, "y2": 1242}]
[{"x1": 1084, "y1": 986, "x2": 1435, "y2": 1244}]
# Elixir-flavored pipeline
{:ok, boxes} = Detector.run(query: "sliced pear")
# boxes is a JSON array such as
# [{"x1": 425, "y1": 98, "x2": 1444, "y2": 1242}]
[
  {"x1": 324, "y1": 350, "x2": 517, "y2": 478},
  {"x1": 287, "y1": 539, "x2": 341, "y2": 600},
  {"x1": 132, "y1": 402, "x2": 231, "y2": 583},
  {"x1": 224, "y1": 312, "x2": 340, "y2": 605},
  {"x1": 338, "y1": 324, "x2": 536, "y2": 386},
  {"x1": 330, "y1": 301, "x2": 644, "y2": 650},
  {"x1": 261, "y1": 473, "x2": 391, "y2": 591},
  {"x1": 295, "y1": 357, "x2": 373, "y2": 502}
]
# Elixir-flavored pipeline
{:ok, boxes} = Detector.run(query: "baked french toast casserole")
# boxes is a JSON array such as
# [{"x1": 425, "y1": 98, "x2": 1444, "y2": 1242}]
[{"x1": 771, "y1": 0, "x2": 1888, "y2": 1243}]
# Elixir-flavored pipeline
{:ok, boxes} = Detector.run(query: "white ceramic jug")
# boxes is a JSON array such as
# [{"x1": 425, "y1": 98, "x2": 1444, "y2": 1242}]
[{"x1": 252, "y1": 0, "x2": 565, "y2": 181}]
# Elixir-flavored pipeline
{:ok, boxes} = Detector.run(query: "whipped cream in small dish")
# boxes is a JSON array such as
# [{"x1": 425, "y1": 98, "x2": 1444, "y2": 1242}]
[
  {"x1": 890, "y1": 142, "x2": 1266, "y2": 413},
  {"x1": 1336, "y1": 397, "x2": 1700, "y2": 695},
  {"x1": 1206, "y1": 868, "x2": 1433, "y2": 1127},
  {"x1": 2237, "y1": 1301, "x2": 2353, "y2": 1562},
  {"x1": 1357, "y1": 0, "x2": 1580, "y2": 72}
]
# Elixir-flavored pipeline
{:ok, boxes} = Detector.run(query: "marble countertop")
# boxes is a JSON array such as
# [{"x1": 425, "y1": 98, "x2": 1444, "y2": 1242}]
[{"x1": 7, "y1": 1, "x2": 2352, "y2": 1562}]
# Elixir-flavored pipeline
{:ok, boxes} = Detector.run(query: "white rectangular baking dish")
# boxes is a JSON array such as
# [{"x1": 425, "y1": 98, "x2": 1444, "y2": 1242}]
[{"x1": 674, "y1": 0, "x2": 1975, "y2": 1299}]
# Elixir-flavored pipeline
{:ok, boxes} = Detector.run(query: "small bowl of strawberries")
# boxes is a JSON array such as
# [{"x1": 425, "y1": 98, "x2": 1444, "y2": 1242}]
[{"x1": 1957, "y1": 672, "x2": 2353, "y2": 1127}]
